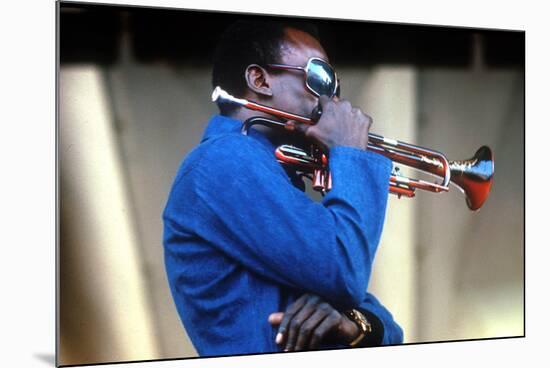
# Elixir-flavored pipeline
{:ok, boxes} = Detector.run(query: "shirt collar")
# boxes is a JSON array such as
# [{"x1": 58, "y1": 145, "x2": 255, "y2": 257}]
[{"x1": 201, "y1": 114, "x2": 276, "y2": 154}]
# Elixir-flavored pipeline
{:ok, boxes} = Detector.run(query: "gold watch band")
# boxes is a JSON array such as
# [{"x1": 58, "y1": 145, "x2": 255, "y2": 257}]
[{"x1": 346, "y1": 309, "x2": 372, "y2": 347}]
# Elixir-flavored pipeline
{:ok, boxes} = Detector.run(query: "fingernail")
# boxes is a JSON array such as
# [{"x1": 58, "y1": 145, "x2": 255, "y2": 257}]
[{"x1": 276, "y1": 333, "x2": 283, "y2": 344}]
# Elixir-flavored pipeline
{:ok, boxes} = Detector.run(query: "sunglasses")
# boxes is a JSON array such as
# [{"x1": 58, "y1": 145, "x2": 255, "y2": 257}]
[{"x1": 268, "y1": 57, "x2": 340, "y2": 98}]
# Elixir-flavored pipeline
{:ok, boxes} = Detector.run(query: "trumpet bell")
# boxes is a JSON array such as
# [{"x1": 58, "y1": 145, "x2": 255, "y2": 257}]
[{"x1": 450, "y1": 146, "x2": 494, "y2": 211}]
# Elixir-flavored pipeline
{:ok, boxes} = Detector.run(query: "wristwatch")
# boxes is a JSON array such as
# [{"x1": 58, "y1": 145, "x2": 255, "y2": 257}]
[{"x1": 345, "y1": 309, "x2": 372, "y2": 347}]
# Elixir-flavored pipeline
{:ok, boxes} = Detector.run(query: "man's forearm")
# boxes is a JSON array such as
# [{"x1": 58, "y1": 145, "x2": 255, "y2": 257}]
[{"x1": 357, "y1": 293, "x2": 403, "y2": 345}]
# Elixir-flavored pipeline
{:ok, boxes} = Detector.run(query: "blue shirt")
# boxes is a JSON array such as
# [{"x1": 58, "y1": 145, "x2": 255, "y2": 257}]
[{"x1": 163, "y1": 114, "x2": 403, "y2": 356}]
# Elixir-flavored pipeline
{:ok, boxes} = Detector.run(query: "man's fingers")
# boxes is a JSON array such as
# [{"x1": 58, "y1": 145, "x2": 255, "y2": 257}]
[
  {"x1": 277, "y1": 294, "x2": 309, "y2": 346},
  {"x1": 294, "y1": 307, "x2": 330, "y2": 351},
  {"x1": 308, "y1": 311, "x2": 341, "y2": 349},
  {"x1": 272, "y1": 294, "x2": 344, "y2": 351},
  {"x1": 284, "y1": 295, "x2": 321, "y2": 351},
  {"x1": 270, "y1": 312, "x2": 284, "y2": 345},
  {"x1": 318, "y1": 94, "x2": 331, "y2": 107},
  {"x1": 268, "y1": 312, "x2": 284, "y2": 325},
  {"x1": 293, "y1": 122, "x2": 308, "y2": 135},
  {"x1": 284, "y1": 120, "x2": 296, "y2": 131}
]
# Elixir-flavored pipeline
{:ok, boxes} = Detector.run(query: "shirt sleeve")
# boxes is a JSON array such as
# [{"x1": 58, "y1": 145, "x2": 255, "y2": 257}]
[
  {"x1": 356, "y1": 292, "x2": 404, "y2": 345},
  {"x1": 163, "y1": 134, "x2": 392, "y2": 308}
]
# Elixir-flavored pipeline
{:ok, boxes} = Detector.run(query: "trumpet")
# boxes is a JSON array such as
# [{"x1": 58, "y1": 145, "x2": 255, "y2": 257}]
[{"x1": 211, "y1": 87, "x2": 494, "y2": 211}]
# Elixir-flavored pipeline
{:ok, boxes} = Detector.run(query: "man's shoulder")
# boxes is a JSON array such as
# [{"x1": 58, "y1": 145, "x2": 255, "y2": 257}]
[
  {"x1": 202, "y1": 132, "x2": 273, "y2": 160},
  {"x1": 164, "y1": 131, "x2": 283, "y2": 214},
  {"x1": 176, "y1": 132, "x2": 276, "y2": 182}
]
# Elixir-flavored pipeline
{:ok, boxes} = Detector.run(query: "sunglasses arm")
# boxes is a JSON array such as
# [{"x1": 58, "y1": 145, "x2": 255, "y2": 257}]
[{"x1": 267, "y1": 64, "x2": 306, "y2": 72}]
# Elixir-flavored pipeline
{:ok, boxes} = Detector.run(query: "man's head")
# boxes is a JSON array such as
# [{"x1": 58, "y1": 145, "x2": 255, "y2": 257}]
[{"x1": 212, "y1": 20, "x2": 332, "y2": 118}]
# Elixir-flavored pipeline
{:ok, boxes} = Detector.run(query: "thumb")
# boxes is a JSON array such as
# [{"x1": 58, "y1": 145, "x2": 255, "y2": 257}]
[
  {"x1": 268, "y1": 312, "x2": 284, "y2": 325},
  {"x1": 284, "y1": 120, "x2": 297, "y2": 131},
  {"x1": 294, "y1": 121, "x2": 310, "y2": 136},
  {"x1": 285, "y1": 120, "x2": 309, "y2": 136}
]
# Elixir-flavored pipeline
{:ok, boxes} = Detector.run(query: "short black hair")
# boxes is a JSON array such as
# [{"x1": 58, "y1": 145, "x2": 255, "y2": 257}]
[{"x1": 212, "y1": 19, "x2": 320, "y2": 115}]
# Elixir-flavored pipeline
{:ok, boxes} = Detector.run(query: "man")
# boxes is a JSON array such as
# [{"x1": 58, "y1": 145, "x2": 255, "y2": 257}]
[{"x1": 163, "y1": 19, "x2": 403, "y2": 357}]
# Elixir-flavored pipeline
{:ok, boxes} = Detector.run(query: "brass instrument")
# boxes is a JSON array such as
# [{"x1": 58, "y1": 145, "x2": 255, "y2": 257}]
[{"x1": 212, "y1": 87, "x2": 494, "y2": 211}]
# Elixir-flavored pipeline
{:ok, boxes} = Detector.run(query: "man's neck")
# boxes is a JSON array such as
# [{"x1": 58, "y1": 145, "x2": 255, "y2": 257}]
[{"x1": 227, "y1": 107, "x2": 254, "y2": 124}]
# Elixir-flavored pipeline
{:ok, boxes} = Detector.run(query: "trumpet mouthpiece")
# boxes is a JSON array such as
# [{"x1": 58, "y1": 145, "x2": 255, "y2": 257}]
[
  {"x1": 211, "y1": 86, "x2": 248, "y2": 106},
  {"x1": 211, "y1": 86, "x2": 223, "y2": 102}
]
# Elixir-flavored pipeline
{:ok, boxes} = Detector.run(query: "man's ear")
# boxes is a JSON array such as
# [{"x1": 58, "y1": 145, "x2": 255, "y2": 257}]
[{"x1": 245, "y1": 64, "x2": 273, "y2": 97}]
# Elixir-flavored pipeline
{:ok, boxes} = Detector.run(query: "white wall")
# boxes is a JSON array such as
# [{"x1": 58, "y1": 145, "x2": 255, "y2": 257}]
[
  {"x1": 59, "y1": 66, "x2": 160, "y2": 365},
  {"x1": 416, "y1": 69, "x2": 524, "y2": 341}
]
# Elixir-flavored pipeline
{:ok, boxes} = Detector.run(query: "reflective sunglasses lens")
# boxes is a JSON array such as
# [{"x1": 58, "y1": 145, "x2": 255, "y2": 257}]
[{"x1": 306, "y1": 59, "x2": 336, "y2": 97}]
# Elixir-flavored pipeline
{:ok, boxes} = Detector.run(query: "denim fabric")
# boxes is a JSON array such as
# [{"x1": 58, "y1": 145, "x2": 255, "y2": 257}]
[{"x1": 163, "y1": 115, "x2": 403, "y2": 356}]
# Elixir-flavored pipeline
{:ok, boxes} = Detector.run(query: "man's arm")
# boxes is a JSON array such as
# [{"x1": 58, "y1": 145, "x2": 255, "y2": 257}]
[
  {"x1": 268, "y1": 292, "x2": 403, "y2": 351},
  {"x1": 357, "y1": 292, "x2": 403, "y2": 345}
]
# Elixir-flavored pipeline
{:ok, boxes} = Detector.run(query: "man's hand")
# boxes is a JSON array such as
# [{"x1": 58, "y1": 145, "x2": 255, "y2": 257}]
[
  {"x1": 268, "y1": 294, "x2": 360, "y2": 351},
  {"x1": 297, "y1": 96, "x2": 373, "y2": 151}
]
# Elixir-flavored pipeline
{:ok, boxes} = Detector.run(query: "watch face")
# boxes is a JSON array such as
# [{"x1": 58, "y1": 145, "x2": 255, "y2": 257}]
[{"x1": 348, "y1": 309, "x2": 370, "y2": 333}]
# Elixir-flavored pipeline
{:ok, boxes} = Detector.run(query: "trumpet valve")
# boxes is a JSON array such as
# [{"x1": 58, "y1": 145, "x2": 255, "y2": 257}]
[
  {"x1": 326, "y1": 171, "x2": 333, "y2": 191},
  {"x1": 313, "y1": 169, "x2": 325, "y2": 192}
]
